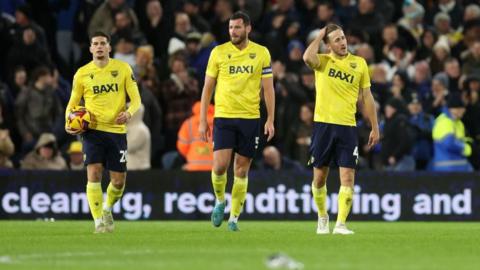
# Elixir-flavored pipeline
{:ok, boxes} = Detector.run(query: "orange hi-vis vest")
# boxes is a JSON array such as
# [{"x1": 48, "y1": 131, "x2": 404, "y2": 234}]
[{"x1": 177, "y1": 102, "x2": 214, "y2": 171}]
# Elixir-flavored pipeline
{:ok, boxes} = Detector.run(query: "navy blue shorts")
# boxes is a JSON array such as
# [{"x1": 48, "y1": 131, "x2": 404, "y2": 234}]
[
  {"x1": 309, "y1": 122, "x2": 358, "y2": 169},
  {"x1": 81, "y1": 129, "x2": 128, "y2": 172},
  {"x1": 213, "y1": 118, "x2": 260, "y2": 158}
]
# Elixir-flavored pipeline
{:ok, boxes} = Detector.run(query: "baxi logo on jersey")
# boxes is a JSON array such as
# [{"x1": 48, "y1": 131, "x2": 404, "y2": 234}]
[
  {"x1": 93, "y1": 83, "x2": 119, "y2": 94},
  {"x1": 328, "y1": 68, "x2": 354, "y2": 83},
  {"x1": 229, "y1": 65, "x2": 254, "y2": 74}
]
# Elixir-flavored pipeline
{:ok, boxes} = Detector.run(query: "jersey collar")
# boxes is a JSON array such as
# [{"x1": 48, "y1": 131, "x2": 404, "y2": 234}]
[{"x1": 229, "y1": 40, "x2": 251, "y2": 52}]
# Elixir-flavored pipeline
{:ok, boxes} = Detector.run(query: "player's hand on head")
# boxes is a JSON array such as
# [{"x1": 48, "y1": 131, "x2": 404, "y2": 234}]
[
  {"x1": 198, "y1": 120, "x2": 210, "y2": 142},
  {"x1": 367, "y1": 128, "x2": 380, "y2": 150},
  {"x1": 264, "y1": 120, "x2": 275, "y2": 142},
  {"x1": 115, "y1": 111, "x2": 131, "y2": 124}
]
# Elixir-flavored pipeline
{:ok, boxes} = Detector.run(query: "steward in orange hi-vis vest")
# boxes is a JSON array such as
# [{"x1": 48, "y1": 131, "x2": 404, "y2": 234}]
[{"x1": 177, "y1": 102, "x2": 214, "y2": 171}]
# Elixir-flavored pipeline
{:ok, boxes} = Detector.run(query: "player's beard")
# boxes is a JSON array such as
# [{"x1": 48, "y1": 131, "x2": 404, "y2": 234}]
[
  {"x1": 333, "y1": 46, "x2": 348, "y2": 57},
  {"x1": 230, "y1": 31, "x2": 247, "y2": 45}
]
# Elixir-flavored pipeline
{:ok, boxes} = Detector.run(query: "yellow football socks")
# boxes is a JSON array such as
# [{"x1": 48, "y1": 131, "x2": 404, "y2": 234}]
[
  {"x1": 337, "y1": 186, "x2": 354, "y2": 225},
  {"x1": 86, "y1": 182, "x2": 103, "y2": 219},
  {"x1": 105, "y1": 182, "x2": 125, "y2": 211},
  {"x1": 229, "y1": 176, "x2": 248, "y2": 220},
  {"x1": 211, "y1": 171, "x2": 227, "y2": 203},
  {"x1": 312, "y1": 183, "x2": 327, "y2": 217}
]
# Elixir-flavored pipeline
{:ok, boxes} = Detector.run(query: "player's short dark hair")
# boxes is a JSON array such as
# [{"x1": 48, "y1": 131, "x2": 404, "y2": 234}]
[
  {"x1": 323, "y1": 24, "x2": 343, "y2": 43},
  {"x1": 90, "y1": 31, "x2": 111, "y2": 43},
  {"x1": 230, "y1": 11, "x2": 251, "y2": 26}
]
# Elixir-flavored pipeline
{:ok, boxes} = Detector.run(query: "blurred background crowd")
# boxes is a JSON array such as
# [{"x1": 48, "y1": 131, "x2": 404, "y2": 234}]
[{"x1": 0, "y1": 0, "x2": 478, "y2": 171}]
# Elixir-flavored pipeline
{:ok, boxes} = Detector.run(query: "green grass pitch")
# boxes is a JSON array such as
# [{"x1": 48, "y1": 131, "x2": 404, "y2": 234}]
[{"x1": 0, "y1": 221, "x2": 479, "y2": 270}]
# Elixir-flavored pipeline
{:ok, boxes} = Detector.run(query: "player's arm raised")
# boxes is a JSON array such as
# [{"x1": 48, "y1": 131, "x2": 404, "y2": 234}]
[
  {"x1": 303, "y1": 27, "x2": 326, "y2": 69},
  {"x1": 360, "y1": 87, "x2": 380, "y2": 150},
  {"x1": 262, "y1": 76, "x2": 275, "y2": 142},
  {"x1": 199, "y1": 75, "x2": 216, "y2": 142}
]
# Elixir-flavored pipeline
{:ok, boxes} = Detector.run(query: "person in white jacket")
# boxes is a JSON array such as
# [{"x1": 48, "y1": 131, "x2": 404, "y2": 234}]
[{"x1": 127, "y1": 104, "x2": 151, "y2": 170}]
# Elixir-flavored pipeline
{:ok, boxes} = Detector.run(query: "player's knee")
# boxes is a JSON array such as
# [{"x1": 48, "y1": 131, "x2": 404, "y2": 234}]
[
  {"x1": 87, "y1": 164, "x2": 103, "y2": 181},
  {"x1": 312, "y1": 177, "x2": 327, "y2": 188},
  {"x1": 234, "y1": 165, "x2": 249, "y2": 178},
  {"x1": 109, "y1": 171, "x2": 126, "y2": 188},
  {"x1": 212, "y1": 164, "x2": 228, "y2": 175},
  {"x1": 339, "y1": 172, "x2": 354, "y2": 187}
]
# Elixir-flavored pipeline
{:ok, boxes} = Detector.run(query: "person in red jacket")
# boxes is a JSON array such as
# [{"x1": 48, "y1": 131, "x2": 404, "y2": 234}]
[{"x1": 177, "y1": 101, "x2": 214, "y2": 171}]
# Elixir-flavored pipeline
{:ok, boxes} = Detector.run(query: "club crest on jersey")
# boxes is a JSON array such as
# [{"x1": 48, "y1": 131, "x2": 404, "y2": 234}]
[
  {"x1": 111, "y1": 70, "x2": 118, "y2": 77},
  {"x1": 328, "y1": 68, "x2": 354, "y2": 83},
  {"x1": 249, "y1": 53, "x2": 256, "y2": 59},
  {"x1": 229, "y1": 65, "x2": 254, "y2": 74},
  {"x1": 350, "y1": 63, "x2": 357, "y2": 69},
  {"x1": 228, "y1": 54, "x2": 231, "y2": 59},
  {"x1": 89, "y1": 74, "x2": 94, "y2": 79}
]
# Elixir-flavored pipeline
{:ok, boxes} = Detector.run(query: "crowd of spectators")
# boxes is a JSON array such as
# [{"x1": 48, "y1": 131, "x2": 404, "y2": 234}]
[{"x1": 0, "y1": 0, "x2": 478, "y2": 171}]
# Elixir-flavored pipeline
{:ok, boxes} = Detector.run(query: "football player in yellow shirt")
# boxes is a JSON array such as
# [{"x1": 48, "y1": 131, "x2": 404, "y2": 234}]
[
  {"x1": 65, "y1": 31, "x2": 141, "y2": 233},
  {"x1": 199, "y1": 11, "x2": 275, "y2": 231},
  {"x1": 303, "y1": 24, "x2": 379, "y2": 235}
]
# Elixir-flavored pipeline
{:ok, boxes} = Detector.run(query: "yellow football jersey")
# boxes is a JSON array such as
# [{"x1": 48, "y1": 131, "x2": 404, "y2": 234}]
[
  {"x1": 66, "y1": 59, "x2": 141, "y2": 134},
  {"x1": 206, "y1": 41, "x2": 272, "y2": 119},
  {"x1": 313, "y1": 53, "x2": 370, "y2": 126}
]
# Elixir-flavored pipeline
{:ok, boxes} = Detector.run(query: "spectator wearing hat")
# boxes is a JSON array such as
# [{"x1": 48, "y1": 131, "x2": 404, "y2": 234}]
[
  {"x1": 67, "y1": 141, "x2": 84, "y2": 170},
  {"x1": 20, "y1": 133, "x2": 67, "y2": 170},
  {"x1": 408, "y1": 98, "x2": 435, "y2": 170},
  {"x1": 431, "y1": 93, "x2": 473, "y2": 171},
  {"x1": 380, "y1": 98, "x2": 415, "y2": 171}
]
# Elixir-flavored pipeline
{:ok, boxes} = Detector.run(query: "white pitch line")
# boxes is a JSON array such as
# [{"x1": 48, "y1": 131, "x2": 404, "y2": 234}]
[
  {"x1": 0, "y1": 256, "x2": 13, "y2": 264},
  {"x1": 0, "y1": 250, "x2": 155, "y2": 264}
]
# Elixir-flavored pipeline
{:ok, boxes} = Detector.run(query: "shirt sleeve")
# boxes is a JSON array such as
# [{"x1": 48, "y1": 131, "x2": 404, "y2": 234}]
[
  {"x1": 359, "y1": 58, "x2": 371, "y2": 89},
  {"x1": 261, "y1": 47, "x2": 273, "y2": 78},
  {"x1": 205, "y1": 47, "x2": 219, "y2": 78},
  {"x1": 125, "y1": 64, "x2": 142, "y2": 116},
  {"x1": 65, "y1": 72, "x2": 84, "y2": 121}
]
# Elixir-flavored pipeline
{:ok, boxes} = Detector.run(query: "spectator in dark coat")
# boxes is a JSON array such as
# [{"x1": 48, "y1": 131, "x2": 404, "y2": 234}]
[
  {"x1": 380, "y1": 98, "x2": 415, "y2": 171},
  {"x1": 15, "y1": 66, "x2": 62, "y2": 148}
]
